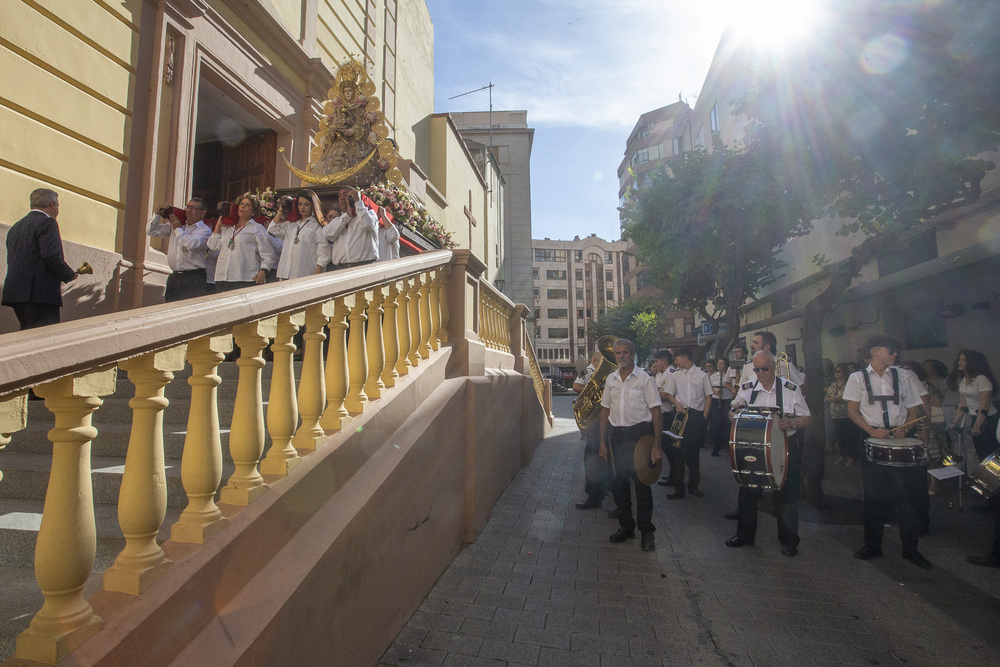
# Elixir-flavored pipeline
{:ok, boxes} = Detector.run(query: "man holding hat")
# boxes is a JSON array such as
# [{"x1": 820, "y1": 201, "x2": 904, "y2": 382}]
[{"x1": 599, "y1": 339, "x2": 663, "y2": 551}]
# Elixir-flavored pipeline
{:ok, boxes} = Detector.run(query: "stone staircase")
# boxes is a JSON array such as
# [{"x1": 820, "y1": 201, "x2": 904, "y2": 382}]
[{"x1": 0, "y1": 360, "x2": 266, "y2": 662}]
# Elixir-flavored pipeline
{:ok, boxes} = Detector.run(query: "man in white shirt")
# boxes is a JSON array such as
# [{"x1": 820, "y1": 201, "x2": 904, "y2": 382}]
[
  {"x1": 739, "y1": 331, "x2": 803, "y2": 387},
  {"x1": 663, "y1": 347, "x2": 713, "y2": 499},
  {"x1": 147, "y1": 198, "x2": 212, "y2": 301},
  {"x1": 844, "y1": 335, "x2": 930, "y2": 568},
  {"x1": 321, "y1": 187, "x2": 378, "y2": 269},
  {"x1": 377, "y1": 215, "x2": 400, "y2": 262},
  {"x1": 599, "y1": 339, "x2": 663, "y2": 551},
  {"x1": 726, "y1": 350, "x2": 811, "y2": 556},
  {"x1": 650, "y1": 350, "x2": 678, "y2": 487}
]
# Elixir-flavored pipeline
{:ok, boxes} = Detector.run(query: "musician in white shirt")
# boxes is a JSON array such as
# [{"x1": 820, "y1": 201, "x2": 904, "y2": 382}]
[
  {"x1": 662, "y1": 347, "x2": 713, "y2": 499},
  {"x1": 739, "y1": 331, "x2": 803, "y2": 386}
]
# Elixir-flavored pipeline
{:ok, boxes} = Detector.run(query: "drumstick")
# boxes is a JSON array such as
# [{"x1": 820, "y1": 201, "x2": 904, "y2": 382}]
[{"x1": 889, "y1": 416, "x2": 926, "y2": 434}]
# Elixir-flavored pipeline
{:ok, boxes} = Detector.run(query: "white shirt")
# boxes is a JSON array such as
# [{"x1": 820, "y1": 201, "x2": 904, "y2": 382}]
[
  {"x1": 147, "y1": 215, "x2": 212, "y2": 271},
  {"x1": 270, "y1": 217, "x2": 327, "y2": 280},
  {"x1": 207, "y1": 220, "x2": 277, "y2": 282},
  {"x1": 664, "y1": 366, "x2": 714, "y2": 411},
  {"x1": 958, "y1": 374, "x2": 998, "y2": 417},
  {"x1": 710, "y1": 371, "x2": 734, "y2": 400},
  {"x1": 377, "y1": 222, "x2": 400, "y2": 262},
  {"x1": 321, "y1": 200, "x2": 379, "y2": 264},
  {"x1": 733, "y1": 379, "x2": 811, "y2": 436},
  {"x1": 574, "y1": 363, "x2": 596, "y2": 392},
  {"x1": 740, "y1": 356, "x2": 803, "y2": 387},
  {"x1": 601, "y1": 365, "x2": 662, "y2": 427},
  {"x1": 843, "y1": 365, "x2": 923, "y2": 429}
]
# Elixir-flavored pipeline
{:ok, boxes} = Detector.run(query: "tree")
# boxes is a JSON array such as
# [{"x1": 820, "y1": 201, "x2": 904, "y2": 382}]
[
  {"x1": 622, "y1": 137, "x2": 818, "y2": 357},
  {"x1": 588, "y1": 297, "x2": 661, "y2": 361},
  {"x1": 735, "y1": 0, "x2": 1000, "y2": 497}
]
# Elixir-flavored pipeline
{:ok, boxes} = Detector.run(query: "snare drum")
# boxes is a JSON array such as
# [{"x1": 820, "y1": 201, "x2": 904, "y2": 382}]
[
  {"x1": 729, "y1": 407, "x2": 787, "y2": 490},
  {"x1": 969, "y1": 452, "x2": 1000, "y2": 501},
  {"x1": 865, "y1": 437, "x2": 928, "y2": 467}
]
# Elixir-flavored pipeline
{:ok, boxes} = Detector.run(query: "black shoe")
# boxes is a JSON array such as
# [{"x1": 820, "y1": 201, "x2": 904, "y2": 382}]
[
  {"x1": 902, "y1": 550, "x2": 932, "y2": 569},
  {"x1": 710, "y1": 452, "x2": 720, "y2": 457},
  {"x1": 607, "y1": 508, "x2": 621, "y2": 519},
  {"x1": 667, "y1": 490, "x2": 685, "y2": 500},
  {"x1": 609, "y1": 527, "x2": 635, "y2": 543},
  {"x1": 725, "y1": 536, "x2": 753, "y2": 548},
  {"x1": 725, "y1": 511, "x2": 739, "y2": 520},
  {"x1": 782, "y1": 544, "x2": 798, "y2": 557},
  {"x1": 689, "y1": 488, "x2": 705, "y2": 498},
  {"x1": 656, "y1": 477, "x2": 673, "y2": 487},
  {"x1": 967, "y1": 554, "x2": 1000, "y2": 568},
  {"x1": 575, "y1": 495, "x2": 603, "y2": 510},
  {"x1": 854, "y1": 546, "x2": 882, "y2": 560},
  {"x1": 640, "y1": 531, "x2": 655, "y2": 552}
]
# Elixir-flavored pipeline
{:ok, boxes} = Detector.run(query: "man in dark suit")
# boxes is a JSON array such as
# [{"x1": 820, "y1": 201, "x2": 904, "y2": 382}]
[{"x1": 2, "y1": 188, "x2": 79, "y2": 330}]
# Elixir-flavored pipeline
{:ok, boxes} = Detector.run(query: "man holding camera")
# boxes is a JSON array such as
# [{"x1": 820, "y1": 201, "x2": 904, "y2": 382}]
[
  {"x1": 320, "y1": 187, "x2": 378, "y2": 269},
  {"x1": 147, "y1": 198, "x2": 212, "y2": 301}
]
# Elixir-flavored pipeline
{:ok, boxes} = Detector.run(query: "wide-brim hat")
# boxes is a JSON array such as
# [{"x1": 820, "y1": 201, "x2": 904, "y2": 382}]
[{"x1": 633, "y1": 435, "x2": 663, "y2": 486}]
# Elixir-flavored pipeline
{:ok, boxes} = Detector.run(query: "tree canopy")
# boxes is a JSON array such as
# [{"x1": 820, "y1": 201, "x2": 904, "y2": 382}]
[
  {"x1": 588, "y1": 297, "x2": 662, "y2": 362},
  {"x1": 621, "y1": 137, "x2": 818, "y2": 355}
]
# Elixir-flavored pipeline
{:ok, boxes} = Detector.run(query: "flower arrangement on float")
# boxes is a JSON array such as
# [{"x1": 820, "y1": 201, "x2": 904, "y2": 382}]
[{"x1": 362, "y1": 184, "x2": 457, "y2": 249}]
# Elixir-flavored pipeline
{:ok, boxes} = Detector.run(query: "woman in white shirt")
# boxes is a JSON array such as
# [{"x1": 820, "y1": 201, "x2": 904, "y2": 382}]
[
  {"x1": 208, "y1": 195, "x2": 277, "y2": 291},
  {"x1": 948, "y1": 349, "x2": 999, "y2": 461},
  {"x1": 269, "y1": 190, "x2": 327, "y2": 280}
]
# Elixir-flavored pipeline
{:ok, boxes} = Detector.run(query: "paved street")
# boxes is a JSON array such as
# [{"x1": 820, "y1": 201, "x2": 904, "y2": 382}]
[{"x1": 380, "y1": 395, "x2": 1000, "y2": 666}]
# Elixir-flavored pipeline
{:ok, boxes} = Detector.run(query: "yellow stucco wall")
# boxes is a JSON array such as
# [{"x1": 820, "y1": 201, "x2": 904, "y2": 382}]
[
  {"x1": 269, "y1": 0, "x2": 304, "y2": 42},
  {"x1": 394, "y1": 0, "x2": 435, "y2": 167},
  {"x1": 0, "y1": 0, "x2": 140, "y2": 250}
]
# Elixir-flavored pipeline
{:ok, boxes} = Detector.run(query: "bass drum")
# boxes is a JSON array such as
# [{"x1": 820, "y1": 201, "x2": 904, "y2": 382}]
[
  {"x1": 729, "y1": 407, "x2": 787, "y2": 490},
  {"x1": 970, "y1": 451, "x2": 1000, "y2": 502}
]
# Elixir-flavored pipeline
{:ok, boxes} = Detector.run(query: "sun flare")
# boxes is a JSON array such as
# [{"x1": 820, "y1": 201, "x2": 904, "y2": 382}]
[{"x1": 728, "y1": 0, "x2": 825, "y2": 50}]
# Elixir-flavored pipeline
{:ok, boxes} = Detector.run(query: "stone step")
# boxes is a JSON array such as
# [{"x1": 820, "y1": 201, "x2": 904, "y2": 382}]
[
  {"x1": 0, "y1": 498, "x2": 181, "y2": 569},
  {"x1": 0, "y1": 451, "x2": 234, "y2": 509}
]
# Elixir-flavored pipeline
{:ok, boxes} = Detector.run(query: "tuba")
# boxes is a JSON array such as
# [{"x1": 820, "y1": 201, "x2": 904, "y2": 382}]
[{"x1": 572, "y1": 335, "x2": 618, "y2": 433}]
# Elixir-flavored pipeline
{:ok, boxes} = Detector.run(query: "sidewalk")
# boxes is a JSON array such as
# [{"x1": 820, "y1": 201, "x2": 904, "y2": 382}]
[{"x1": 380, "y1": 395, "x2": 1000, "y2": 666}]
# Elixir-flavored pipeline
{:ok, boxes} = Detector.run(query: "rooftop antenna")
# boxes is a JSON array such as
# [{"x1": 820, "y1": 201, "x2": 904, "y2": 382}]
[{"x1": 450, "y1": 83, "x2": 495, "y2": 191}]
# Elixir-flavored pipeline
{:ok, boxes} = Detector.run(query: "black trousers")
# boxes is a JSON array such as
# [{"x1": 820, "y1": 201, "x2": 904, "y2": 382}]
[
  {"x1": 972, "y1": 413, "x2": 1000, "y2": 461},
  {"x1": 609, "y1": 421, "x2": 655, "y2": 533},
  {"x1": 10, "y1": 302, "x2": 60, "y2": 330},
  {"x1": 582, "y1": 424, "x2": 612, "y2": 500},
  {"x1": 670, "y1": 410, "x2": 705, "y2": 491},
  {"x1": 710, "y1": 399, "x2": 732, "y2": 454},
  {"x1": 861, "y1": 451, "x2": 929, "y2": 553},
  {"x1": 737, "y1": 432, "x2": 803, "y2": 548},
  {"x1": 164, "y1": 268, "x2": 209, "y2": 302}
]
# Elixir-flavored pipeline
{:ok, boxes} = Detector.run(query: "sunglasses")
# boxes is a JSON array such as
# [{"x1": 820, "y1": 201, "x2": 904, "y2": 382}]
[{"x1": 753, "y1": 366, "x2": 773, "y2": 373}]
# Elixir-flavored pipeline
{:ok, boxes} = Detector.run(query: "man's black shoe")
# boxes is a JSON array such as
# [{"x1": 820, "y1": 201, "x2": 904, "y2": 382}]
[
  {"x1": 609, "y1": 527, "x2": 635, "y2": 543},
  {"x1": 725, "y1": 511, "x2": 739, "y2": 520},
  {"x1": 689, "y1": 488, "x2": 705, "y2": 498},
  {"x1": 640, "y1": 531, "x2": 655, "y2": 552},
  {"x1": 656, "y1": 477, "x2": 673, "y2": 487},
  {"x1": 967, "y1": 554, "x2": 1000, "y2": 568},
  {"x1": 667, "y1": 490, "x2": 685, "y2": 500},
  {"x1": 854, "y1": 546, "x2": 882, "y2": 560},
  {"x1": 724, "y1": 536, "x2": 753, "y2": 548},
  {"x1": 902, "y1": 550, "x2": 932, "y2": 569},
  {"x1": 781, "y1": 544, "x2": 797, "y2": 557},
  {"x1": 575, "y1": 495, "x2": 603, "y2": 510}
]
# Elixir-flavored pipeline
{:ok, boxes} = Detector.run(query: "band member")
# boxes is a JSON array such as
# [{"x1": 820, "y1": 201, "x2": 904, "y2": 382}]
[
  {"x1": 147, "y1": 198, "x2": 212, "y2": 301},
  {"x1": 739, "y1": 331, "x2": 803, "y2": 386},
  {"x1": 662, "y1": 347, "x2": 713, "y2": 499},
  {"x1": 845, "y1": 335, "x2": 931, "y2": 568},
  {"x1": 574, "y1": 349, "x2": 613, "y2": 511},
  {"x1": 599, "y1": 339, "x2": 663, "y2": 552},
  {"x1": 725, "y1": 351, "x2": 810, "y2": 556},
  {"x1": 650, "y1": 350, "x2": 678, "y2": 487}
]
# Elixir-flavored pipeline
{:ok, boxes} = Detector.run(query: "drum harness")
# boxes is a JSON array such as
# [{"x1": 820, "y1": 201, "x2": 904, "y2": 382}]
[
  {"x1": 861, "y1": 367, "x2": 900, "y2": 430},
  {"x1": 749, "y1": 380, "x2": 785, "y2": 417}
]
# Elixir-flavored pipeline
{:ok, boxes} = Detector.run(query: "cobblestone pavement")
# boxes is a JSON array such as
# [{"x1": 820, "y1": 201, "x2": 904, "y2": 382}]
[{"x1": 380, "y1": 395, "x2": 1000, "y2": 666}]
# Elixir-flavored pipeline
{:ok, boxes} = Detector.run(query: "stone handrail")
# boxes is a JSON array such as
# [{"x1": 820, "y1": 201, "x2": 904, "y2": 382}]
[{"x1": 0, "y1": 249, "x2": 545, "y2": 664}]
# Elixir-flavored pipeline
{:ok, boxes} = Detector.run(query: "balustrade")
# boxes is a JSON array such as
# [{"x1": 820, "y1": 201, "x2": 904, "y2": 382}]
[{"x1": 0, "y1": 250, "x2": 546, "y2": 663}]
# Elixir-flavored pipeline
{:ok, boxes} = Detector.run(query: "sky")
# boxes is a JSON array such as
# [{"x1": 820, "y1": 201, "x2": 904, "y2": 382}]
[{"x1": 424, "y1": 0, "x2": 728, "y2": 243}]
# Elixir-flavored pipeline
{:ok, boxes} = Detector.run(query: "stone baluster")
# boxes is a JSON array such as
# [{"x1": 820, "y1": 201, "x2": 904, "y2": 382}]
[
  {"x1": 437, "y1": 266, "x2": 451, "y2": 345},
  {"x1": 407, "y1": 275, "x2": 423, "y2": 367},
  {"x1": 395, "y1": 278, "x2": 412, "y2": 377},
  {"x1": 103, "y1": 347, "x2": 186, "y2": 595},
  {"x1": 293, "y1": 302, "x2": 333, "y2": 448},
  {"x1": 364, "y1": 285, "x2": 386, "y2": 400},
  {"x1": 16, "y1": 368, "x2": 117, "y2": 664},
  {"x1": 428, "y1": 270, "x2": 442, "y2": 351},
  {"x1": 171, "y1": 334, "x2": 232, "y2": 544},
  {"x1": 418, "y1": 272, "x2": 433, "y2": 359},
  {"x1": 480, "y1": 295, "x2": 492, "y2": 349},
  {"x1": 221, "y1": 318, "x2": 276, "y2": 505},
  {"x1": 381, "y1": 281, "x2": 401, "y2": 388},
  {"x1": 320, "y1": 296, "x2": 352, "y2": 431},
  {"x1": 345, "y1": 290, "x2": 370, "y2": 414},
  {"x1": 261, "y1": 312, "x2": 304, "y2": 475}
]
